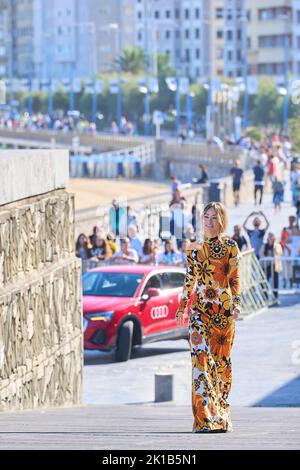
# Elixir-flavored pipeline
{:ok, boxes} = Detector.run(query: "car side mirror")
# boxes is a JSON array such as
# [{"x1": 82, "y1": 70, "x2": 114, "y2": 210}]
[{"x1": 146, "y1": 287, "x2": 160, "y2": 298}]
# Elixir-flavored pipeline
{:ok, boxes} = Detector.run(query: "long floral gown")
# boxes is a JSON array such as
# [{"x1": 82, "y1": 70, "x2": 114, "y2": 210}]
[{"x1": 178, "y1": 235, "x2": 241, "y2": 432}]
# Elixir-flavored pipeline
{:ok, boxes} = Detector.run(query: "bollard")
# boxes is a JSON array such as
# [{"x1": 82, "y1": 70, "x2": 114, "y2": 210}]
[{"x1": 155, "y1": 372, "x2": 173, "y2": 402}]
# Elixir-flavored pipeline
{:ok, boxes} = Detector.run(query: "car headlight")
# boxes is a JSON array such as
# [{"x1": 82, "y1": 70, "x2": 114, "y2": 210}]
[{"x1": 85, "y1": 311, "x2": 115, "y2": 322}]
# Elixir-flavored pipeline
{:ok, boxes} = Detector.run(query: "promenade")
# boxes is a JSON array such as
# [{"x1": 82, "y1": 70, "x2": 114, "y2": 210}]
[{"x1": 1, "y1": 164, "x2": 299, "y2": 450}]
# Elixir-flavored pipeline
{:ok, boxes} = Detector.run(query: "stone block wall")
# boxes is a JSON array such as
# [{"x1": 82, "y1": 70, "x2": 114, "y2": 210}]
[{"x1": 0, "y1": 151, "x2": 82, "y2": 412}]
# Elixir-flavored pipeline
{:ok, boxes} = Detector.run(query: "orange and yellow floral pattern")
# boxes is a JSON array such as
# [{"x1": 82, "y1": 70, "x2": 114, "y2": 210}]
[{"x1": 178, "y1": 235, "x2": 241, "y2": 432}]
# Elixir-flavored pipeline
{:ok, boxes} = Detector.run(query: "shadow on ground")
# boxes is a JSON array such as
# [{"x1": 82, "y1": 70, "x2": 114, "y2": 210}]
[{"x1": 253, "y1": 375, "x2": 300, "y2": 407}]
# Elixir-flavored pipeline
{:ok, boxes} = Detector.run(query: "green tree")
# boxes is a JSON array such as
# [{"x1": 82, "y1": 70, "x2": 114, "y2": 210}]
[
  {"x1": 119, "y1": 47, "x2": 145, "y2": 73},
  {"x1": 251, "y1": 77, "x2": 280, "y2": 126}
]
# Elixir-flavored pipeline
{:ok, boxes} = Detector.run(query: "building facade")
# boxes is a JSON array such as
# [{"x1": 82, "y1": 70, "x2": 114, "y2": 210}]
[
  {"x1": 3, "y1": 0, "x2": 135, "y2": 80},
  {"x1": 135, "y1": 0, "x2": 210, "y2": 79},
  {"x1": 2, "y1": 0, "x2": 300, "y2": 82}
]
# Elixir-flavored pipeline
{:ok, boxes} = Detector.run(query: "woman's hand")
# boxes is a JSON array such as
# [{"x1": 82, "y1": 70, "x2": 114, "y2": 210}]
[
  {"x1": 231, "y1": 307, "x2": 240, "y2": 320},
  {"x1": 175, "y1": 310, "x2": 185, "y2": 325}
]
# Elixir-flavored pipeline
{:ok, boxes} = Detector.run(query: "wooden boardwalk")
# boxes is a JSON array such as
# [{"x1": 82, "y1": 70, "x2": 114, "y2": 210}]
[{"x1": 0, "y1": 404, "x2": 299, "y2": 450}]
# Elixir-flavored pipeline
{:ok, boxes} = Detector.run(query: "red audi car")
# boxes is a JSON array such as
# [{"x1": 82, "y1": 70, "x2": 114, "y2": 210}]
[{"x1": 82, "y1": 264, "x2": 189, "y2": 362}]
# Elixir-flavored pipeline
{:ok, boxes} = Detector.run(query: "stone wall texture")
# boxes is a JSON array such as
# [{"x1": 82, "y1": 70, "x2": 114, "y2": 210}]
[{"x1": 0, "y1": 189, "x2": 83, "y2": 412}]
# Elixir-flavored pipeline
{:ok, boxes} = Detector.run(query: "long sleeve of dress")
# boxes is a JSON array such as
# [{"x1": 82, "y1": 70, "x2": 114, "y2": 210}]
[
  {"x1": 178, "y1": 249, "x2": 197, "y2": 312},
  {"x1": 228, "y1": 241, "x2": 241, "y2": 309}
]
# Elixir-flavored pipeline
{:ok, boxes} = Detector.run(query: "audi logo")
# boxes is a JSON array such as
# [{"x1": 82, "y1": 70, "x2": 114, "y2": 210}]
[{"x1": 150, "y1": 305, "x2": 169, "y2": 320}]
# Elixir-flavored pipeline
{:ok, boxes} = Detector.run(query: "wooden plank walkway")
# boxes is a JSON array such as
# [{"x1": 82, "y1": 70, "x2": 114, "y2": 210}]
[{"x1": 0, "y1": 404, "x2": 299, "y2": 450}]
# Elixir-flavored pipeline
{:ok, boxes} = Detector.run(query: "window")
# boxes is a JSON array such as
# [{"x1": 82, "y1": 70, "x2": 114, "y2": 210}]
[
  {"x1": 237, "y1": 29, "x2": 242, "y2": 41},
  {"x1": 155, "y1": 10, "x2": 159, "y2": 19},
  {"x1": 217, "y1": 30, "x2": 223, "y2": 39},
  {"x1": 175, "y1": 9, "x2": 180, "y2": 19},
  {"x1": 143, "y1": 274, "x2": 162, "y2": 292},
  {"x1": 160, "y1": 272, "x2": 185, "y2": 290},
  {"x1": 138, "y1": 31, "x2": 142, "y2": 41},
  {"x1": 227, "y1": 50, "x2": 233, "y2": 61},
  {"x1": 297, "y1": 36, "x2": 300, "y2": 49},
  {"x1": 216, "y1": 8, "x2": 223, "y2": 19},
  {"x1": 166, "y1": 10, "x2": 171, "y2": 19},
  {"x1": 195, "y1": 28, "x2": 200, "y2": 39},
  {"x1": 297, "y1": 11, "x2": 300, "y2": 23},
  {"x1": 82, "y1": 272, "x2": 144, "y2": 298},
  {"x1": 137, "y1": 11, "x2": 142, "y2": 19},
  {"x1": 195, "y1": 8, "x2": 200, "y2": 19},
  {"x1": 195, "y1": 48, "x2": 200, "y2": 59},
  {"x1": 227, "y1": 10, "x2": 233, "y2": 20},
  {"x1": 186, "y1": 48, "x2": 190, "y2": 62},
  {"x1": 185, "y1": 29, "x2": 189, "y2": 39},
  {"x1": 227, "y1": 30, "x2": 233, "y2": 41},
  {"x1": 185, "y1": 9, "x2": 189, "y2": 19},
  {"x1": 165, "y1": 30, "x2": 171, "y2": 39},
  {"x1": 175, "y1": 29, "x2": 180, "y2": 39}
]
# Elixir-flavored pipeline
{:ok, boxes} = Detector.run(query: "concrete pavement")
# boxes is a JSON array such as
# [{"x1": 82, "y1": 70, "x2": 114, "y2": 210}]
[{"x1": 0, "y1": 404, "x2": 299, "y2": 450}]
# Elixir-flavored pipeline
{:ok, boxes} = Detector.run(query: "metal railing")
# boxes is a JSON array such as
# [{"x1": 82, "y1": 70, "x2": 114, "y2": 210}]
[
  {"x1": 79, "y1": 248, "x2": 278, "y2": 318},
  {"x1": 239, "y1": 249, "x2": 276, "y2": 316},
  {"x1": 259, "y1": 256, "x2": 300, "y2": 295}
]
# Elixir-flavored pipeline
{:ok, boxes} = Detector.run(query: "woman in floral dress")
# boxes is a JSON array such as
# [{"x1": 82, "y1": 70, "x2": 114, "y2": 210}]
[{"x1": 175, "y1": 202, "x2": 241, "y2": 433}]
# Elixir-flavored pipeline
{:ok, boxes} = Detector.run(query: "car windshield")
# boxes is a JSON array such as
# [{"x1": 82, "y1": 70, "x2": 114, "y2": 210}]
[{"x1": 82, "y1": 271, "x2": 144, "y2": 297}]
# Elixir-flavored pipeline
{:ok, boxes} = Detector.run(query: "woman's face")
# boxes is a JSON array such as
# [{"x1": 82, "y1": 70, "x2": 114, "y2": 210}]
[
  {"x1": 203, "y1": 208, "x2": 221, "y2": 238},
  {"x1": 79, "y1": 235, "x2": 86, "y2": 246},
  {"x1": 165, "y1": 242, "x2": 172, "y2": 252},
  {"x1": 95, "y1": 238, "x2": 104, "y2": 247},
  {"x1": 268, "y1": 233, "x2": 275, "y2": 244}
]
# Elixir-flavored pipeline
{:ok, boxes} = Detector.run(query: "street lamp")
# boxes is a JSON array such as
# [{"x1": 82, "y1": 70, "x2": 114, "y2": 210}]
[
  {"x1": 280, "y1": 13, "x2": 290, "y2": 133},
  {"x1": 165, "y1": 76, "x2": 180, "y2": 136},
  {"x1": 73, "y1": 22, "x2": 98, "y2": 121},
  {"x1": 109, "y1": 23, "x2": 122, "y2": 131},
  {"x1": 186, "y1": 92, "x2": 194, "y2": 130},
  {"x1": 240, "y1": 13, "x2": 249, "y2": 129}
]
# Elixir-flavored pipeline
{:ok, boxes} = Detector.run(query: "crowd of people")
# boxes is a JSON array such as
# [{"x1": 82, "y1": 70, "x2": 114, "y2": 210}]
[
  {"x1": 76, "y1": 195, "x2": 300, "y2": 301},
  {"x1": 0, "y1": 111, "x2": 138, "y2": 137},
  {"x1": 228, "y1": 134, "x2": 300, "y2": 218}
]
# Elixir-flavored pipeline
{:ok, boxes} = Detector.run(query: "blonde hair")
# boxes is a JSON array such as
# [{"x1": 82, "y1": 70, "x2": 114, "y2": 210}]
[{"x1": 201, "y1": 202, "x2": 228, "y2": 241}]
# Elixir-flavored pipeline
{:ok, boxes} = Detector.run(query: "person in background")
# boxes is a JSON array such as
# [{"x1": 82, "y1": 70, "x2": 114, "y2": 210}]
[
  {"x1": 260, "y1": 232, "x2": 282, "y2": 304},
  {"x1": 243, "y1": 211, "x2": 270, "y2": 259},
  {"x1": 267, "y1": 153, "x2": 279, "y2": 187},
  {"x1": 193, "y1": 164, "x2": 208, "y2": 184},
  {"x1": 178, "y1": 239, "x2": 188, "y2": 267},
  {"x1": 170, "y1": 176, "x2": 181, "y2": 196},
  {"x1": 280, "y1": 227, "x2": 293, "y2": 289},
  {"x1": 157, "y1": 239, "x2": 182, "y2": 265},
  {"x1": 169, "y1": 188, "x2": 187, "y2": 207},
  {"x1": 89, "y1": 236, "x2": 112, "y2": 268},
  {"x1": 128, "y1": 225, "x2": 143, "y2": 259},
  {"x1": 232, "y1": 225, "x2": 249, "y2": 252},
  {"x1": 127, "y1": 206, "x2": 138, "y2": 230},
  {"x1": 230, "y1": 160, "x2": 244, "y2": 207},
  {"x1": 89, "y1": 225, "x2": 101, "y2": 247},
  {"x1": 75, "y1": 233, "x2": 91, "y2": 274},
  {"x1": 111, "y1": 237, "x2": 139, "y2": 264},
  {"x1": 106, "y1": 233, "x2": 118, "y2": 254},
  {"x1": 253, "y1": 160, "x2": 265, "y2": 206},
  {"x1": 109, "y1": 198, "x2": 127, "y2": 237},
  {"x1": 272, "y1": 177, "x2": 285, "y2": 213},
  {"x1": 139, "y1": 239, "x2": 158, "y2": 264}
]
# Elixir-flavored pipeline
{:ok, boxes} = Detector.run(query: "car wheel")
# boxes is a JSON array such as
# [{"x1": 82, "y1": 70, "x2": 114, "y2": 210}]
[{"x1": 115, "y1": 322, "x2": 133, "y2": 362}]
